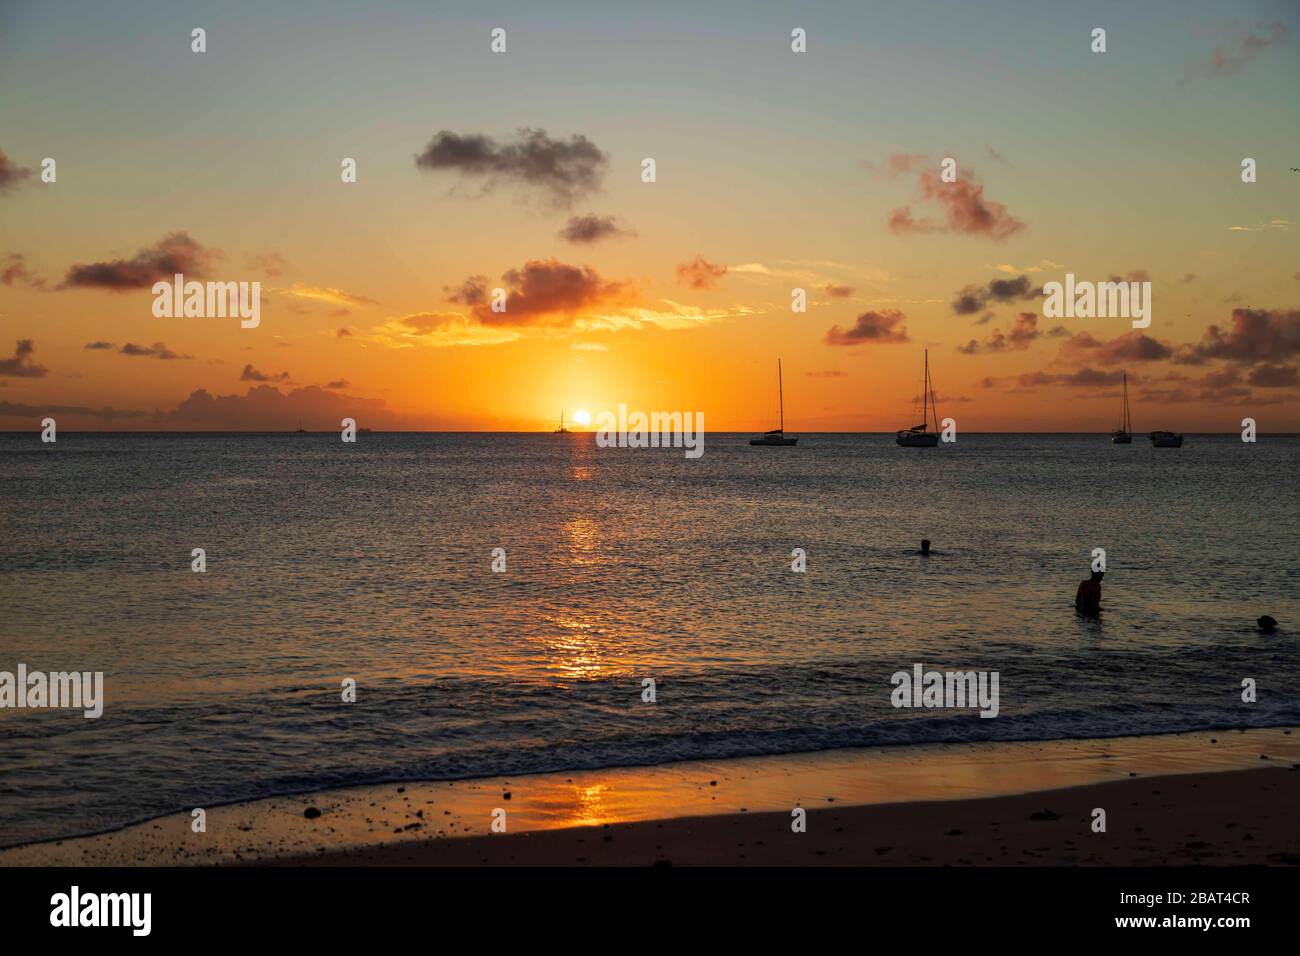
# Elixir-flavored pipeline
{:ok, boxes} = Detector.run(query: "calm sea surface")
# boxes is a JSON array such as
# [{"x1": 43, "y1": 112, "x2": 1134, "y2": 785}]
[{"x1": 1, "y1": 432, "x2": 1297, "y2": 847}]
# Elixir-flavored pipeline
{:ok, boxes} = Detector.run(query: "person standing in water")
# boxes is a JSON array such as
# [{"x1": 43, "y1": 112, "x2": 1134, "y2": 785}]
[{"x1": 1075, "y1": 569, "x2": 1104, "y2": 617}]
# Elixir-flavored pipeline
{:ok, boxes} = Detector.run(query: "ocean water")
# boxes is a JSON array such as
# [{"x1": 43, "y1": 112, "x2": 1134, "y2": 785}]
[{"x1": 1, "y1": 432, "x2": 1297, "y2": 848}]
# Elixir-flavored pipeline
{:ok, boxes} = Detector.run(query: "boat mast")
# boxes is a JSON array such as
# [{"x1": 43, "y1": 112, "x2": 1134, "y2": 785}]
[
  {"x1": 778, "y1": 359, "x2": 784, "y2": 432},
  {"x1": 923, "y1": 350, "x2": 929, "y2": 430},
  {"x1": 1122, "y1": 373, "x2": 1130, "y2": 432}
]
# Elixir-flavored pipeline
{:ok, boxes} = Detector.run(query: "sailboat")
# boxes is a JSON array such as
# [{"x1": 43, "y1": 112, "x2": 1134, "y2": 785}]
[
  {"x1": 1111, "y1": 372, "x2": 1133, "y2": 443},
  {"x1": 294, "y1": 419, "x2": 307, "y2": 434},
  {"x1": 896, "y1": 350, "x2": 941, "y2": 447},
  {"x1": 553, "y1": 411, "x2": 569, "y2": 434},
  {"x1": 749, "y1": 359, "x2": 798, "y2": 446}
]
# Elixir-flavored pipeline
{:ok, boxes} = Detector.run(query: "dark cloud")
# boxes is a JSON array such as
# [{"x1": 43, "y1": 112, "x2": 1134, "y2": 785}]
[
  {"x1": 805, "y1": 370, "x2": 846, "y2": 378},
  {"x1": 1199, "y1": 366, "x2": 1243, "y2": 390},
  {"x1": 120, "y1": 342, "x2": 192, "y2": 360},
  {"x1": 0, "y1": 340, "x2": 48, "y2": 378},
  {"x1": 1140, "y1": 363, "x2": 1290, "y2": 405},
  {"x1": 0, "y1": 400, "x2": 146, "y2": 421},
  {"x1": 414, "y1": 129, "x2": 608, "y2": 206},
  {"x1": 61, "y1": 232, "x2": 218, "y2": 291},
  {"x1": 823, "y1": 284, "x2": 854, "y2": 298},
  {"x1": 1247, "y1": 363, "x2": 1298, "y2": 387},
  {"x1": 1185, "y1": 308, "x2": 1300, "y2": 364},
  {"x1": 83, "y1": 341, "x2": 115, "y2": 350},
  {"x1": 951, "y1": 274, "x2": 1042, "y2": 314},
  {"x1": 336, "y1": 326, "x2": 354, "y2": 338},
  {"x1": 959, "y1": 311, "x2": 1042, "y2": 354},
  {"x1": 888, "y1": 167, "x2": 1025, "y2": 240},
  {"x1": 675, "y1": 256, "x2": 728, "y2": 290},
  {"x1": 167, "y1": 385, "x2": 401, "y2": 430},
  {"x1": 445, "y1": 275, "x2": 490, "y2": 308},
  {"x1": 325, "y1": 379, "x2": 350, "y2": 390},
  {"x1": 558, "y1": 214, "x2": 634, "y2": 244},
  {"x1": 1187, "y1": 367, "x2": 1252, "y2": 402},
  {"x1": 0, "y1": 150, "x2": 33, "y2": 193},
  {"x1": 989, "y1": 275, "x2": 1039, "y2": 301},
  {"x1": 1018, "y1": 367, "x2": 1127, "y2": 388},
  {"x1": 998, "y1": 312, "x2": 1040, "y2": 348},
  {"x1": 1, "y1": 253, "x2": 44, "y2": 287},
  {"x1": 240, "y1": 363, "x2": 290, "y2": 383},
  {"x1": 449, "y1": 259, "x2": 635, "y2": 327},
  {"x1": 825, "y1": 310, "x2": 909, "y2": 346},
  {"x1": 1059, "y1": 330, "x2": 1174, "y2": 365}
]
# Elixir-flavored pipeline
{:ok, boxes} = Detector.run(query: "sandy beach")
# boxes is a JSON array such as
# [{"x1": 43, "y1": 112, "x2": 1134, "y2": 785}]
[
  {"x1": 275, "y1": 764, "x2": 1300, "y2": 867},
  {"x1": 2, "y1": 727, "x2": 1295, "y2": 867}
]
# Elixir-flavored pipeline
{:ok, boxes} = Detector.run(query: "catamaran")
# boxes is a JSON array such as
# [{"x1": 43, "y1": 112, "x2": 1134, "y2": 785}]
[
  {"x1": 896, "y1": 350, "x2": 941, "y2": 447},
  {"x1": 749, "y1": 359, "x2": 798, "y2": 446},
  {"x1": 1111, "y1": 372, "x2": 1133, "y2": 443},
  {"x1": 553, "y1": 411, "x2": 569, "y2": 434}
]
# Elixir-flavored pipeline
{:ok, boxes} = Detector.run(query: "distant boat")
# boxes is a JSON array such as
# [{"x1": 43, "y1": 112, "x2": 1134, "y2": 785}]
[
  {"x1": 749, "y1": 359, "x2": 798, "y2": 446},
  {"x1": 1111, "y1": 372, "x2": 1133, "y2": 443},
  {"x1": 896, "y1": 349, "x2": 941, "y2": 447},
  {"x1": 1150, "y1": 430, "x2": 1184, "y2": 448},
  {"x1": 553, "y1": 411, "x2": 569, "y2": 434},
  {"x1": 295, "y1": 420, "x2": 307, "y2": 434}
]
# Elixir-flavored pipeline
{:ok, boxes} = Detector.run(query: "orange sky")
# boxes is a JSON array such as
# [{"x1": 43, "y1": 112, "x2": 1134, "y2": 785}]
[{"x1": 2, "y1": 2, "x2": 1297, "y2": 431}]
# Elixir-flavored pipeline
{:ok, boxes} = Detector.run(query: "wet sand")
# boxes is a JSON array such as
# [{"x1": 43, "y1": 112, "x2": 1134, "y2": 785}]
[
  {"x1": 2, "y1": 727, "x2": 1296, "y2": 866},
  {"x1": 274, "y1": 764, "x2": 1300, "y2": 867}
]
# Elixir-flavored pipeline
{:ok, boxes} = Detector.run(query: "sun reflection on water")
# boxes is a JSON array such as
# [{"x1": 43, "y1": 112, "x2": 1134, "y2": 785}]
[
  {"x1": 541, "y1": 612, "x2": 609, "y2": 683},
  {"x1": 563, "y1": 516, "x2": 602, "y2": 566}
]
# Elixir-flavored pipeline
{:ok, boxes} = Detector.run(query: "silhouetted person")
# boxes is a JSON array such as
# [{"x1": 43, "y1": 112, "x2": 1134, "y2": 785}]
[
  {"x1": 1075, "y1": 569, "x2": 1104, "y2": 617},
  {"x1": 1257, "y1": 615, "x2": 1278, "y2": 633},
  {"x1": 920, "y1": 539, "x2": 931, "y2": 556}
]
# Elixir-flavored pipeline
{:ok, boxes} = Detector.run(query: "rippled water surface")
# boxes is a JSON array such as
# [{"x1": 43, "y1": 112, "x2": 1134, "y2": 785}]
[{"x1": 1, "y1": 432, "x2": 1297, "y2": 846}]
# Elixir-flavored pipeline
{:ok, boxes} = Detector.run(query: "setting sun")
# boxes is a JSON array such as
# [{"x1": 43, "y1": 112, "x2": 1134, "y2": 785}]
[{"x1": 572, "y1": 410, "x2": 592, "y2": 428}]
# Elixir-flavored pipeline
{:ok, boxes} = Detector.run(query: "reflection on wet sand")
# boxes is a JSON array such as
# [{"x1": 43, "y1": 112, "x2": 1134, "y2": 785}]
[{"x1": 5, "y1": 727, "x2": 1293, "y2": 866}]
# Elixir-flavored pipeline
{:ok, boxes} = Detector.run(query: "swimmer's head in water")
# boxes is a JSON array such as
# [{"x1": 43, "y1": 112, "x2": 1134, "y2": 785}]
[
  {"x1": 1090, "y1": 570, "x2": 1105, "y2": 582},
  {"x1": 920, "y1": 539, "x2": 931, "y2": 555}
]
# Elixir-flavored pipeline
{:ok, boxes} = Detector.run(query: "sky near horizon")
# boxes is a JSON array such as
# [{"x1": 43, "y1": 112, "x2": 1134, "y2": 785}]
[{"x1": 1, "y1": 0, "x2": 1297, "y2": 431}]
